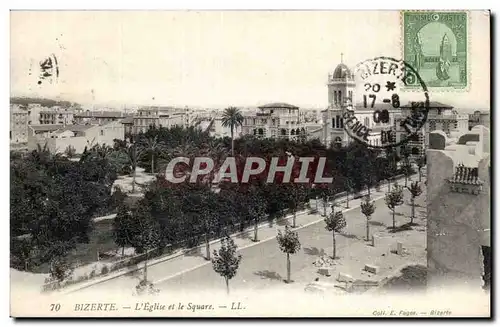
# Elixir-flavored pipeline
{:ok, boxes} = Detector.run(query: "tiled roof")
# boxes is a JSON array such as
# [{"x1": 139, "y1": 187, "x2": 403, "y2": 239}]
[
  {"x1": 120, "y1": 117, "x2": 134, "y2": 124},
  {"x1": 258, "y1": 103, "x2": 299, "y2": 110},
  {"x1": 29, "y1": 124, "x2": 63, "y2": 132},
  {"x1": 29, "y1": 124, "x2": 94, "y2": 133},
  {"x1": 74, "y1": 111, "x2": 124, "y2": 118},
  {"x1": 400, "y1": 101, "x2": 453, "y2": 109}
]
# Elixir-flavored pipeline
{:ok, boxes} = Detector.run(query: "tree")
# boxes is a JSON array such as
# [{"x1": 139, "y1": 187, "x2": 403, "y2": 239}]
[
  {"x1": 416, "y1": 156, "x2": 425, "y2": 182},
  {"x1": 49, "y1": 257, "x2": 74, "y2": 286},
  {"x1": 360, "y1": 196, "x2": 376, "y2": 241},
  {"x1": 344, "y1": 178, "x2": 354, "y2": 209},
  {"x1": 313, "y1": 182, "x2": 337, "y2": 217},
  {"x1": 324, "y1": 204, "x2": 346, "y2": 259},
  {"x1": 247, "y1": 189, "x2": 267, "y2": 242},
  {"x1": 221, "y1": 106, "x2": 244, "y2": 156},
  {"x1": 134, "y1": 279, "x2": 160, "y2": 296},
  {"x1": 10, "y1": 145, "x2": 117, "y2": 271},
  {"x1": 407, "y1": 181, "x2": 423, "y2": 225},
  {"x1": 130, "y1": 204, "x2": 161, "y2": 282},
  {"x1": 124, "y1": 143, "x2": 144, "y2": 193},
  {"x1": 276, "y1": 225, "x2": 301, "y2": 283},
  {"x1": 139, "y1": 135, "x2": 165, "y2": 174},
  {"x1": 288, "y1": 184, "x2": 309, "y2": 228},
  {"x1": 113, "y1": 204, "x2": 137, "y2": 256},
  {"x1": 401, "y1": 157, "x2": 412, "y2": 187},
  {"x1": 385, "y1": 183, "x2": 404, "y2": 230},
  {"x1": 211, "y1": 235, "x2": 242, "y2": 294},
  {"x1": 184, "y1": 192, "x2": 220, "y2": 260},
  {"x1": 10, "y1": 237, "x2": 36, "y2": 271},
  {"x1": 64, "y1": 145, "x2": 76, "y2": 158}
]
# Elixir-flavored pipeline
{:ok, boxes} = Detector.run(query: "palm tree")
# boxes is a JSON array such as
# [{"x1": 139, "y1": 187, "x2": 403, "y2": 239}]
[
  {"x1": 221, "y1": 107, "x2": 244, "y2": 156},
  {"x1": 139, "y1": 136, "x2": 164, "y2": 174},
  {"x1": 125, "y1": 143, "x2": 144, "y2": 193}
]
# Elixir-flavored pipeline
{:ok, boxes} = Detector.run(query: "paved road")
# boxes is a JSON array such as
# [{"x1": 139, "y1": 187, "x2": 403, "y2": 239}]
[
  {"x1": 155, "y1": 188, "x2": 426, "y2": 293},
  {"x1": 75, "y1": 175, "x2": 426, "y2": 296}
]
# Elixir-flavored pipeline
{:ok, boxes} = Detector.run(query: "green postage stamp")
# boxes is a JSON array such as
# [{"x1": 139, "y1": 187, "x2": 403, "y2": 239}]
[{"x1": 402, "y1": 11, "x2": 469, "y2": 90}]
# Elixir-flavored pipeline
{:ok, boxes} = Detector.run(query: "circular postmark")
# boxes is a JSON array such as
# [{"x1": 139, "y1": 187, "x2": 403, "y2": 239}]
[{"x1": 342, "y1": 57, "x2": 429, "y2": 149}]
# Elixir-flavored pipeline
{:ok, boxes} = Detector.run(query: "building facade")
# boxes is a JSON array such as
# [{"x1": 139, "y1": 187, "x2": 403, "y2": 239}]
[
  {"x1": 38, "y1": 106, "x2": 75, "y2": 125},
  {"x1": 395, "y1": 102, "x2": 469, "y2": 157},
  {"x1": 241, "y1": 103, "x2": 309, "y2": 141},
  {"x1": 208, "y1": 116, "x2": 243, "y2": 139},
  {"x1": 10, "y1": 104, "x2": 29, "y2": 144},
  {"x1": 73, "y1": 110, "x2": 127, "y2": 125},
  {"x1": 469, "y1": 110, "x2": 490, "y2": 130},
  {"x1": 132, "y1": 107, "x2": 187, "y2": 134},
  {"x1": 28, "y1": 120, "x2": 125, "y2": 154}
]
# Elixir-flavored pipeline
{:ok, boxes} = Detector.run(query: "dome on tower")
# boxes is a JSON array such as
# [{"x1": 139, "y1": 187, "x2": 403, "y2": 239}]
[{"x1": 332, "y1": 63, "x2": 352, "y2": 79}]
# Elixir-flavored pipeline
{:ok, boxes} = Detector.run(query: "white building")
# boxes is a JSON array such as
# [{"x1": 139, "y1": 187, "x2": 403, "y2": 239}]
[
  {"x1": 10, "y1": 104, "x2": 29, "y2": 145},
  {"x1": 208, "y1": 116, "x2": 243, "y2": 139},
  {"x1": 241, "y1": 103, "x2": 310, "y2": 141},
  {"x1": 133, "y1": 106, "x2": 187, "y2": 134},
  {"x1": 395, "y1": 102, "x2": 470, "y2": 157}
]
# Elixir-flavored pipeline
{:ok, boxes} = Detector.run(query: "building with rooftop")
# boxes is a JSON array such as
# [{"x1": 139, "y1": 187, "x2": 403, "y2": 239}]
[
  {"x1": 132, "y1": 106, "x2": 188, "y2": 134},
  {"x1": 241, "y1": 102, "x2": 312, "y2": 140},
  {"x1": 74, "y1": 110, "x2": 128, "y2": 125},
  {"x1": 28, "y1": 120, "x2": 125, "y2": 154},
  {"x1": 38, "y1": 106, "x2": 75, "y2": 125},
  {"x1": 10, "y1": 104, "x2": 29, "y2": 145},
  {"x1": 395, "y1": 102, "x2": 469, "y2": 158},
  {"x1": 468, "y1": 110, "x2": 490, "y2": 130}
]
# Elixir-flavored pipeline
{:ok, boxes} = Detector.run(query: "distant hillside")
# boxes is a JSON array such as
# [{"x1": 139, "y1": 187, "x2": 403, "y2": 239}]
[{"x1": 10, "y1": 97, "x2": 80, "y2": 108}]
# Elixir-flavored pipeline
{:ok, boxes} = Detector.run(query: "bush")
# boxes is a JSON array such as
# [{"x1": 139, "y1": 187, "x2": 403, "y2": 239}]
[
  {"x1": 134, "y1": 279, "x2": 160, "y2": 296},
  {"x1": 101, "y1": 265, "x2": 109, "y2": 275},
  {"x1": 64, "y1": 145, "x2": 77, "y2": 158}
]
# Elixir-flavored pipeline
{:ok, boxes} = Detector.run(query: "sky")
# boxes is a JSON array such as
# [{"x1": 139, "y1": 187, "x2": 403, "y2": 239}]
[{"x1": 10, "y1": 11, "x2": 490, "y2": 110}]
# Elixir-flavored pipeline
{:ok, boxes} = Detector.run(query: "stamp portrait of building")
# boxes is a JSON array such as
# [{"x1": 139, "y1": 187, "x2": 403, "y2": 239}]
[{"x1": 402, "y1": 11, "x2": 468, "y2": 90}]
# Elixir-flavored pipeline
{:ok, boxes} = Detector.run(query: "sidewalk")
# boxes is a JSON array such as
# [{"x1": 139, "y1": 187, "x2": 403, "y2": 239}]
[{"x1": 68, "y1": 173, "x2": 417, "y2": 294}]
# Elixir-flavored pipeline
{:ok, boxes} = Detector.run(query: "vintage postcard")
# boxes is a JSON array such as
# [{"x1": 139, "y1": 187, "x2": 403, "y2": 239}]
[{"x1": 9, "y1": 10, "x2": 491, "y2": 318}]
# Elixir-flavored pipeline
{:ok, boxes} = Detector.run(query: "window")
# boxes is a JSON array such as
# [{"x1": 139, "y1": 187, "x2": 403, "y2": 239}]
[
  {"x1": 340, "y1": 118, "x2": 344, "y2": 128},
  {"x1": 334, "y1": 91, "x2": 338, "y2": 104},
  {"x1": 339, "y1": 91, "x2": 342, "y2": 104},
  {"x1": 336, "y1": 116, "x2": 340, "y2": 129},
  {"x1": 9, "y1": 131, "x2": 12, "y2": 140},
  {"x1": 100, "y1": 130, "x2": 104, "y2": 136}
]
